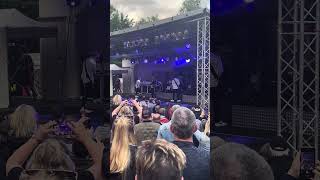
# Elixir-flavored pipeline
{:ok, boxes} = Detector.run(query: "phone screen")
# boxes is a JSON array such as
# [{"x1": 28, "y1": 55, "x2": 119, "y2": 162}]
[{"x1": 301, "y1": 148, "x2": 315, "y2": 179}]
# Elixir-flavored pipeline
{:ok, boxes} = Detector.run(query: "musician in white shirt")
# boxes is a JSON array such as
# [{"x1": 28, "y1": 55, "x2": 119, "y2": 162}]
[
  {"x1": 135, "y1": 78, "x2": 141, "y2": 93},
  {"x1": 211, "y1": 52, "x2": 228, "y2": 127},
  {"x1": 171, "y1": 76, "x2": 181, "y2": 102}
]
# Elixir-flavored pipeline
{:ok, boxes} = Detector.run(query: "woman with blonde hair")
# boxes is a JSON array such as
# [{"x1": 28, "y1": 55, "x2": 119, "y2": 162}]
[
  {"x1": 9, "y1": 104, "x2": 37, "y2": 138},
  {"x1": 112, "y1": 95, "x2": 122, "y2": 107},
  {"x1": 109, "y1": 116, "x2": 136, "y2": 180},
  {"x1": 6, "y1": 119, "x2": 105, "y2": 180}
]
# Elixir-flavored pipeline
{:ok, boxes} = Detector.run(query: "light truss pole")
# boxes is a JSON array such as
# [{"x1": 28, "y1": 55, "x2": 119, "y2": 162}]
[
  {"x1": 197, "y1": 16, "x2": 210, "y2": 112},
  {"x1": 278, "y1": 0, "x2": 320, "y2": 159}
]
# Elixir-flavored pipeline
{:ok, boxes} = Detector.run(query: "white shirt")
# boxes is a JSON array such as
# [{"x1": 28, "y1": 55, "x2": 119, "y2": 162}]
[
  {"x1": 171, "y1": 78, "x2": 180, "y2": 90},
  {"x1": 81, "y1": 57, "x2": 96, "y2": 84},
  {"x1": 135, "y1": 79, "x2": 141, "y2": 88},
  {"x1": 211, "y1": 54, "x2": 224, "y2": 87}
]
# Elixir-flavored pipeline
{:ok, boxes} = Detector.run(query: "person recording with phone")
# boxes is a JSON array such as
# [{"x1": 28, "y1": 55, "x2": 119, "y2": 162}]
[
  {"x1": 281, "y1": 149, "x2": 320, "y2": 180},
  {"x1": 6, "y1": 119, "x2": 105, "y2": 180}
]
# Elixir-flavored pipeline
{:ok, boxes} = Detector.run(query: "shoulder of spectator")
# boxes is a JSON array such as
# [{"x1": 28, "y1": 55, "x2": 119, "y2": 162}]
[{"x1": 281, "y1": 174, "x2": 299, "y2": 180}]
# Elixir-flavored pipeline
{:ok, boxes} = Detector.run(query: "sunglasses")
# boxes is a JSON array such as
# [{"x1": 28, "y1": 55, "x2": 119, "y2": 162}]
[{"x1": 24, "y1": 169, "x2": 78, "y2": 180}]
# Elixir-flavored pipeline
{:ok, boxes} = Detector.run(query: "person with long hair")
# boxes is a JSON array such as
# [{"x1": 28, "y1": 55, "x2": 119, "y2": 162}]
[
  {"x1": 6, "y1": 118, "x2": 105, "y2": 180},
  {"x1": 109, "y1": 116, "x2": 137, "y2": 180},
  {"x1": 9, "y1": 104, "x2": 37, "y2": 138}
]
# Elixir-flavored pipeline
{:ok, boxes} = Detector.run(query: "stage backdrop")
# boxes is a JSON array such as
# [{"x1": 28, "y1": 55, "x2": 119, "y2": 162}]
[{"x1": 134, "y1": 62, "x2": 196, "y2": 90}]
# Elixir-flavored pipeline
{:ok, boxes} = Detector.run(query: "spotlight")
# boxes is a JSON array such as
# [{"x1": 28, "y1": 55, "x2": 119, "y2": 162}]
[
  {"x1": 66, "y1": 0, "x2": 80, "y2": 7},
  {"x1": 160, "y1": 58, "x2": 165, "y2": 63},
  {"x1": 144, "y1": 59, "x2": 148, "y2": 64},
  {"x1": 186, "y1": 59, "x2": 191, "y2": 63},
  {"x1": 131, "y1": 59, "x2": 135, "y2": 64},
  {"x1": 185, "y1": 44, "x2": 191, "y2": 49}
]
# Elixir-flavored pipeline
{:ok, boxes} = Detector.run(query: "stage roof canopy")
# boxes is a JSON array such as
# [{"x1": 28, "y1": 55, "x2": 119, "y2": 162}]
[
  {"x1": 110, "y1": 64, "x2": 129, "y2": 74},
  {"x1": 110, "y1": 8, "x2": 210, "y2": 59},
  {"x1": 0, "y1": 9, "x2": 57, "y2": 39}
]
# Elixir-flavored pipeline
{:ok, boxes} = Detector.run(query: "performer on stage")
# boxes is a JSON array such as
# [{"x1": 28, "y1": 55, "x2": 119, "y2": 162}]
[
  {"x1": 135, "y1": 77, "x2": 141, "y2": 94},
  {"x1": 211, "y1": 52, "x2": 228, "y2": 127},
  {"x1": 151, "y1": 76, "x2": 158, "y2": 98},
  {"x1": 81, "y1": 52, "x2": 97, "y2": 107},
  {"x1": 170, "y1": 75, "x2": 181, "y2": 102}
]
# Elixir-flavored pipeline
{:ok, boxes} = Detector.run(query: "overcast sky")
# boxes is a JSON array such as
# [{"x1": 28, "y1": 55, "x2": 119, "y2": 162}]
[{"x1": 111, "y1": 0, "x2": 210, "y2": 22}]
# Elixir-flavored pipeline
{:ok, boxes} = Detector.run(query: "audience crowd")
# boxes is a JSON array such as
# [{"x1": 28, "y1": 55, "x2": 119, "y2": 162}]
[{"x1": 1, "y1": 94, "x2": 320, "y2": 180}]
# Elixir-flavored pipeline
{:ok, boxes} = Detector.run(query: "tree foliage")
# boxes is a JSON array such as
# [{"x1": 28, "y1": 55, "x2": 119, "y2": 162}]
[
  {"x1": 136, "y1": 15, "x2": 159, "y2": 25},
  {"x1": 110, "y1": 5, "x2": 134, "y2": 32},
  {"x1": 179, "y1": 0, "x2": 201, "y2": 14}
]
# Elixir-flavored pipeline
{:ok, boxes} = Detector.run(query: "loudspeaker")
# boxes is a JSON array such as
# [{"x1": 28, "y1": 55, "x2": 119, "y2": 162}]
[{"x1": 76, "y1": 0, "x2": 107, "y2": 59}]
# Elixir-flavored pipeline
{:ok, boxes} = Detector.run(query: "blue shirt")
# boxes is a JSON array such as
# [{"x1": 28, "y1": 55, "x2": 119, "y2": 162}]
[{"x1": 157, "y1": 121, "x2": 210, "y2": 149}]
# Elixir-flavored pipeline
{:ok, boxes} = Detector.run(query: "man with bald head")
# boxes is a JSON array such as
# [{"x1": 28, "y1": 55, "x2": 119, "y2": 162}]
[
  {"x1": 170, "y1": 107, "x2": 209, "y2": 180},
  {"x1": 212, "y1": 143, "x2": 274, "y2": 180}
]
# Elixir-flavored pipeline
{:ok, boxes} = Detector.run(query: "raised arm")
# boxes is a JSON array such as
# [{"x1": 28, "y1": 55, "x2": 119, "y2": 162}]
[
  {"x1": 111, "y1": 100, "x2": 127, "y2": 117},
  {"x1": 68, "y1": 117, "x2": 104, "y2": 180},
  {"x1": 6, "y1": 121, "x2": 56, "y2": 175},
  {"x1": 131, "y1": 99, "x2": 142, "y2": 120}
]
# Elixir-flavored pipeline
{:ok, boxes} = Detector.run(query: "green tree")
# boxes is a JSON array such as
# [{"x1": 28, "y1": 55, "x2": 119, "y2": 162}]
[
  {"x1": 179, "y1": 0, "x2": 201, "y2": 14},
  {"x1": 136, "y1": 15, "x2": 159, "y2": 25},
  {"x1": 110, "y1": 5, "x2": 134, "y2": 32}
]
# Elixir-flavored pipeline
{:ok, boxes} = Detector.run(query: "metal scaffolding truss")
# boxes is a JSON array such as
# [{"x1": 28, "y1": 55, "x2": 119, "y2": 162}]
[
  {"x1": 278, "y1": 0, "x2": 320, "y2": 158},
  {"x1": 197, "y1": 16, "x2": 210, "y2": 112}
]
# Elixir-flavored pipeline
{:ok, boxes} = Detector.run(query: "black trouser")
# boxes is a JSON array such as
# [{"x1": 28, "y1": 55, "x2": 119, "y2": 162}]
[
  {"x1": 82, "y1": 82, "x2": 93, "y2": 107},
  {"x1": 172, "y1": 89, "x2": 181, "y2": 101},
  {"x1": 211, "y1": 86, "x2": 231, "y2": 126},
  {"x1": 135, "y1": 87, "x2": 140, "y2": 94}
]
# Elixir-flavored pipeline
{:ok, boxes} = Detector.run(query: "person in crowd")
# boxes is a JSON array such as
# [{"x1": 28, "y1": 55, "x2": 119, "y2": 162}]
[
  {"x1": 135, "y1": 139, "x2": 186, "y2": 180},
  {"x1": 212, "y1": 142, "x2": 274, "y2": 180},
  {"x1": 157, "y1": 105, "x2": 181, "y2": 142},
  {"x1": 152, "y1": 113, "x2": 161, "y2": 124},
  {"x1": 170, "y1": 107, "x2": 210, "y2": 180},
  {"x1": 210, "y1": 136, "x2": 226, "y2": 150},
  {"x1": 191, "y1": 105, "x2": 204, "y2": 130},
  {"x1": 203, "y1": 113, "x2": 210, "y2": 136},
  {"x1": 157, "y1": 105, "x2": 209, "y2": 149},
  {"x1": 259, "y1": 142, "x2": 272, "y2": 161},
  {"x1": 267, "y1": 136, "x2": 293, "y2": 180},
  {"x1": 153, "y1": 105, "x2": 161, "y2": 114},
  {"x1": 6, "y1": 104, "x2": 38, "y2": 156},
  {"x1": 109, "y1": 117, "x2": 137, "y2": 180},
  {"x1": 134, "y1": 107, "x2": 160, "y2": 145},
  {"x1": 6, "y1": 118, "x2": 104, "y2": 180},
  {"x1": 159, "y1": 108, "x2": 169, "y2": 124},
  {"x1": 111, "y1": 99, "x2": 142, "y2": 126},
  {"x1": 112, "y1": 95, "x2": 122, "y2": 111},
  {"x1": 281, "y1": 151, "x2": 320, "y2": 180},
  {"x1": 9, "y1": 104, "x2": 37, "y2": 138}
]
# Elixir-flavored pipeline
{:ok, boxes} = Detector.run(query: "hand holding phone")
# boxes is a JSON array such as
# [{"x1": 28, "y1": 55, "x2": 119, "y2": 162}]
[{"x1": 301, "y1": 148, "x2": 315, "y2": 179}]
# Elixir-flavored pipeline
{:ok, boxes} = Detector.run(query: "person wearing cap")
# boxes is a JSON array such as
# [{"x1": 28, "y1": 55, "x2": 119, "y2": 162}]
[
  {"x1": 134, "y1": 107, "x2": 160, "y2": 145},
  {"x1": 267, "y1": 136, "x2": 293, "y2": 180},
  {"x1": 192, "y1": 105, "x2": 205, "y2": 131}
]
